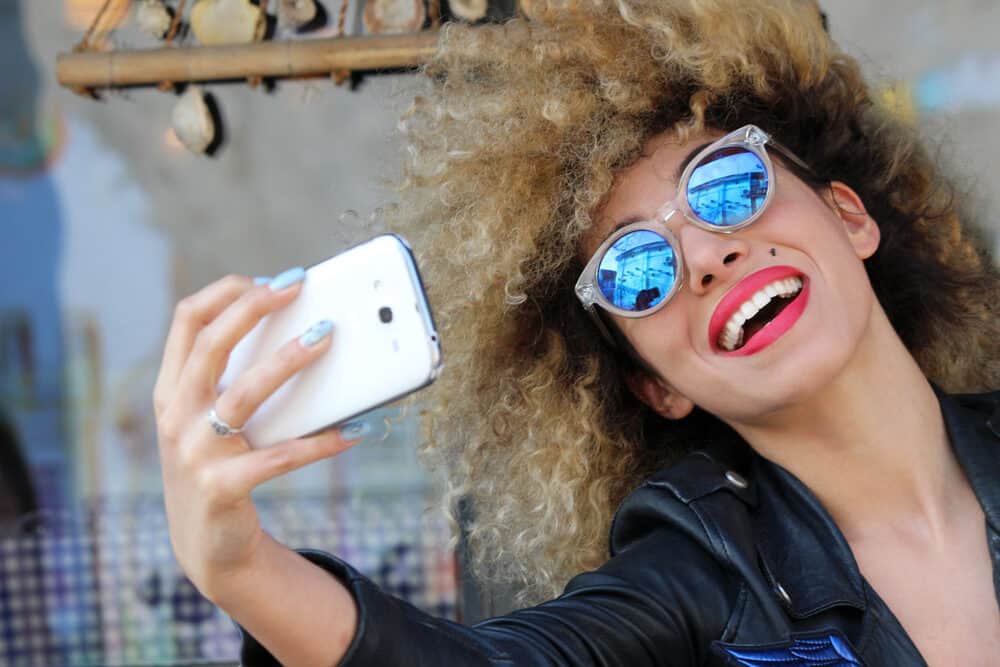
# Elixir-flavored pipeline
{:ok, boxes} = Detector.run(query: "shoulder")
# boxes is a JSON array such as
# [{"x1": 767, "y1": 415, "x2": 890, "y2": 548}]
[
  {"x1": 609, "y1": 437, "x2": 756, "y2": 557},
  {"x1": 562, "y1": 438, "x2": 758, "y2": 660},
  {"x1": 549, "y1": 442, "x2": 754, "y2": 665}
]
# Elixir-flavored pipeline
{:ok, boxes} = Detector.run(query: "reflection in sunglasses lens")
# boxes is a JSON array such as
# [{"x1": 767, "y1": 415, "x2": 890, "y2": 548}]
[
  {"x1": 688, "y1": 148, "x2": 768, "y2": 227},
  {"x1": 597, "y1": 230, "x2": 677, "y2": 311}
]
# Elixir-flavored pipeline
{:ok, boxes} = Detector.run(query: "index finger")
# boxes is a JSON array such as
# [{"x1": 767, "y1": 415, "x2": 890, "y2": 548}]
[{"x1": 154, "y1": 275, "x2": 253, "y2": 413}]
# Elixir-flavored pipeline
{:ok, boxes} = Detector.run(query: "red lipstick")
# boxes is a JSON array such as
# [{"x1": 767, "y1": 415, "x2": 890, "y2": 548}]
[{"x1": 708, "y1": 265, "x2": 809, "y2": 356}]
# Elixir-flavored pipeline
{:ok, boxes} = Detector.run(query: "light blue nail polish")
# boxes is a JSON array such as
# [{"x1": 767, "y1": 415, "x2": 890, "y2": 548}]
[
  {"x1": 269, "y1": 267, "x2": 306, "y2": 291},
  {"x1": 299, "y1": 320, "x2": 333, "y2": 346},
  {"x1": 340, "y1": 420, "x2": 371, "y2": 440},
  {"x1": 253, "y1": 276, "x2": 270, "y2": 285}
]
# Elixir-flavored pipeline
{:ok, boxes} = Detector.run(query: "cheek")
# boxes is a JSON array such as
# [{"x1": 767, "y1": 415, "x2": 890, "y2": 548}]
[
  {"x1": 835, "y1": 263, "x2": 879, "y2": 338},
  {"x1": 618, "y1": 304, "x2": 696, "y2": 372},
  {"x1": 809, "y1": 210, "x2": 876, "y2": 301}
]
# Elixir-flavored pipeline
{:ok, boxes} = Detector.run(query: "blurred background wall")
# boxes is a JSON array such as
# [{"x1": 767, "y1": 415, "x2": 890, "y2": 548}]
[{"x1": 0, "y1": 0, "x2": 997, "y2": 664}]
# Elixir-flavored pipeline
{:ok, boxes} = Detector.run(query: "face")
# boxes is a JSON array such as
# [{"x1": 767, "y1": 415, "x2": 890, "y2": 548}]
[{"x1": 583, "y1": 130, "x2": 882, "y2": 426}]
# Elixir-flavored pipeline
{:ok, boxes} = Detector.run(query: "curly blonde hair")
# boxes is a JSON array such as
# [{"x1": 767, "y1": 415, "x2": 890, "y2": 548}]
[{"x1": 385, "y1": 0, "x2": 1000, "y2": 605}]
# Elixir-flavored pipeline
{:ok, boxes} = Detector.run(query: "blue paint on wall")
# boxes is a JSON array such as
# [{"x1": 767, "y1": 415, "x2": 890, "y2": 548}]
[{"x1": 917, "y1": 52, "x2": 1000, "y2": 112}]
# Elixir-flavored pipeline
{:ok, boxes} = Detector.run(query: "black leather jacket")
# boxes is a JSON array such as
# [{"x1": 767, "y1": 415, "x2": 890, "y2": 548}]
[{"x1": 239, "y1": 390, "x2": 1000, "y2": 666}]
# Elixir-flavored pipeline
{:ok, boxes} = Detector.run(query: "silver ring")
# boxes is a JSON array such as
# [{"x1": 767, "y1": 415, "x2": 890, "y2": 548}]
[{"x1": 207, "y1": 407, "x2": 243, "y2": 438}]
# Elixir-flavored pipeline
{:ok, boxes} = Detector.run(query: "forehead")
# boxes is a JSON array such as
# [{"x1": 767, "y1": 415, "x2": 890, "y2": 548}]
[{"x1": 585, "y1": 130, "x2": 724, "y2": 254}]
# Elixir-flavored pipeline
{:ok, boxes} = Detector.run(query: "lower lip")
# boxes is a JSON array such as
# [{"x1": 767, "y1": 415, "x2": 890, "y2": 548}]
[{"x1": 719, "y1": 281, "x2": 810, "y2": 357}]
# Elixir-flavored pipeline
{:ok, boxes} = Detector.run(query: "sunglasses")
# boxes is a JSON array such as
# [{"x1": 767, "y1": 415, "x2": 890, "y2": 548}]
[{"x1": 574, "y1": 125, "x2": 814, "y2": 342}]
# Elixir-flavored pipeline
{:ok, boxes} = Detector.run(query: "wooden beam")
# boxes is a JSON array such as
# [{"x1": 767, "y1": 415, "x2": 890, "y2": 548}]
[{"x1": 56, "y1": 31, "x2": 440, "y2": 89}]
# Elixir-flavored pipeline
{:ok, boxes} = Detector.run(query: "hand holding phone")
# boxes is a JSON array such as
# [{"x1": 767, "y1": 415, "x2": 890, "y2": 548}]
[
  {"x1": 154, "y1": 234, "x2": 441, "y2": 602},
  {"x1": 218, "y1": 234, "x2": 442, "y2": 448}
]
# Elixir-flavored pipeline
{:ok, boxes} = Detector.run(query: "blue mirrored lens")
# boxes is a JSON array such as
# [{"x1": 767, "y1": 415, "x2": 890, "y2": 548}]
[
  {"x1": 687, "y1": 147, "x2": 768, "y2": 227},
  {"x1": 596, "y1": 230, "x2": 677, "y2": 312}
]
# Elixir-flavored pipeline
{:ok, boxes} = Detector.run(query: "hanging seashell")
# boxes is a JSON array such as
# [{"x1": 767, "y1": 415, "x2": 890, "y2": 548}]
[
  {"x1": 190, "y1": 0, "x2": 264, "y2": 46},
  {"x1": 171, "y1": 86, "x2": 215, "y2": 154},
  {"x1": 134, "y1": 0, "x2": 173, "y2": 38},
  {"x1": 277, "y1": 0, "x2": 318, "y2": 28},
  {"x1": 447, "y1": 0, "x2": 486, "y2": 22},
  {"x1": 363, "y1": 0, "x2": 425, "y2": 35}
]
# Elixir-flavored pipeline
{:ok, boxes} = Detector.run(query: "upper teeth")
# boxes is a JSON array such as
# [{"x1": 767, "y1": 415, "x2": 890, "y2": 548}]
[{"x1": 718, "y1": 277, "x2": 803, "y2": 351}]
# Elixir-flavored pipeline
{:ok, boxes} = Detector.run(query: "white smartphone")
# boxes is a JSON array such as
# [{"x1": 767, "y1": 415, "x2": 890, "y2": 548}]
[{"x1": 217, "y1": 234, "x2": 442, "y2": 448}]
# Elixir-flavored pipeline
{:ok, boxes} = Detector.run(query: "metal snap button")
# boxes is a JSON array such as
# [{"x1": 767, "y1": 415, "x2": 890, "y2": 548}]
[
  {"x1": 988, "y1": 407, "x2": 1000, "y2": 438},
  {"x1": 775, "y1": 582, "x2": 792, "y2": 606},
  {"x1": 725, "y1": 471, "x2": 748, "y2": 489}
]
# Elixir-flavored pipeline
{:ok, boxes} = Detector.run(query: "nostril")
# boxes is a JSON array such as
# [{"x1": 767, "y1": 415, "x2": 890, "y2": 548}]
[
  {"x1": 723, "y1": 252, "x2": 739, "y2": 265},
  {"x1": 701, "y1": 274, "x2": 713, "y2": 287}
]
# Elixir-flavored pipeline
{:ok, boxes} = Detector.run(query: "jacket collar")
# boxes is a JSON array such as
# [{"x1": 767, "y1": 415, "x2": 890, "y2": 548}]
[
  {"x1": 751, "y1": 388, "x2": 999, "y2": 620},
  {"x1": 752, "y1": 455, "x2": 867, "y2": 618},
  {"x1": 936, "y1": 388, "x2": 1000, "y2": 533}
]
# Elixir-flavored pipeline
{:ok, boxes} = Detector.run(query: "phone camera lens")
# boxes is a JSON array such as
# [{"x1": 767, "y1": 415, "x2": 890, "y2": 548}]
[{"x1": 379, "y1": 307, "x2": 393, "y2": 323}]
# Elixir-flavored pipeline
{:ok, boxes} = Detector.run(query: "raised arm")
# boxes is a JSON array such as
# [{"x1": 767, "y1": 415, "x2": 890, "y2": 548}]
[
  {"x1": 153, "y1": 270, "x2": 365, "y2": 667},
  {"x1": 153, "y1": 271, "x2": 733, "y2": 667},
  {"x1": 226, "y1": 524, "x2": 734, "y2": 666}
]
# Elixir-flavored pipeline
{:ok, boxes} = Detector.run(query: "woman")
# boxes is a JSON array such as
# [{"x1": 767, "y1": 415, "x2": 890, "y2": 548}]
[{"x1": 153, "y1": 1, "x2": 1000, "y2": 665}]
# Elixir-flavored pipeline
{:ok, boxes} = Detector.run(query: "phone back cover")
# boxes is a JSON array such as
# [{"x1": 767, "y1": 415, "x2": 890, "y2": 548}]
[{"x1": 218, "y1": 236, "x2": 438, "y2": 447}]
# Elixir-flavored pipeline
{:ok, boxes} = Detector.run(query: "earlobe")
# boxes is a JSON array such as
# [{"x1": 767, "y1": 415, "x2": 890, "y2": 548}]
[
  {"x1": 625, "y1": 371, "x2": 695, "y2": 420},
  {"x1": 828, "y1": 181, "x2": 881, "y2": 260}
]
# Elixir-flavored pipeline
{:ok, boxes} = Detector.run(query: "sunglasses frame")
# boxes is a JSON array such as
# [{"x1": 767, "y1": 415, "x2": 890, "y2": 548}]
[{"x1": 574, "y1": 124, "x2": 812, "y2": 343}]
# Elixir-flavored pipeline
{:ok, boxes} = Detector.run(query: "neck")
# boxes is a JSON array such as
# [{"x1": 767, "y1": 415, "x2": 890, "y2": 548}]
[{"x1": 732, "y1": 306, "x2": 972, "y2": 548}]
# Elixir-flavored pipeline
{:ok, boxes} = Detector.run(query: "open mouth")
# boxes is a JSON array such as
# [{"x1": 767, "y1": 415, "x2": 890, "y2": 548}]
[{"x1": 717, "y1": 276, "x2": 804, "y2": 352}]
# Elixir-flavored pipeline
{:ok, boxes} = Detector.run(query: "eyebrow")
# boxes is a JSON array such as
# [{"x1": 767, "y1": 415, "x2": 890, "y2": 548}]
[
  {"x1": 603, "y1": 140, "x2": 714, "y2": 238},
  {"x1": 673, "y1": 140, "x2": 713, "y2": 184}
]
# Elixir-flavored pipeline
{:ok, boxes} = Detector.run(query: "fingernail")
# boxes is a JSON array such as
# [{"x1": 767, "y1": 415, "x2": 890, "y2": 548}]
[
  {"x1": 253, "y1": 276, "x2": 271, "y2": 285},
  {"x1": 299, "y1": 320, "x2": 333, "y2": 346},
  {"x1": 340, "y1": 420, "x2": 371, "y2": 440},
  {"x1": 269, "y1": 267, "x2": 306, "y2": 291}
]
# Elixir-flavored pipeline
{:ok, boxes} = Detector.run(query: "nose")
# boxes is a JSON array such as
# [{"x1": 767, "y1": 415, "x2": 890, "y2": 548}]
[{"x1": 679, "y1": 224, "x2": 749, "y2": 295}]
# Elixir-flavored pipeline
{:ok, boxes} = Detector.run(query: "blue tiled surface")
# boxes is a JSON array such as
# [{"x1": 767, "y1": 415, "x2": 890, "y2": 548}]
[{"x1": 0, "y1": 494, "x2": 455, "y2": 666}]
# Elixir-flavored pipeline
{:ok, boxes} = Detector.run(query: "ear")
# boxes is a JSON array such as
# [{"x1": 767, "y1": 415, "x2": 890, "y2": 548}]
[
  {"x1": 827, "y1": 181, "x2": 880, "y2": 260},
  {"x1": 625, "y1": 370, "x2": 695, "y2": 420}
]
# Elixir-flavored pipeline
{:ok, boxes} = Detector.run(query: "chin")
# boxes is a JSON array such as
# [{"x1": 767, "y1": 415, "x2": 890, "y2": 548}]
[{"x1": 706, "y1": 334, "x2": 860, "y2": 424}]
